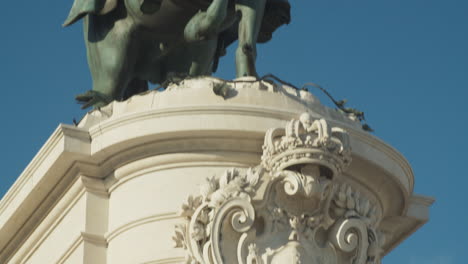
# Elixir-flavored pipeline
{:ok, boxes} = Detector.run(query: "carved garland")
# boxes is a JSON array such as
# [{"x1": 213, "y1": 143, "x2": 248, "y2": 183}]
[{"x1": 173, "y1": 113, "x2": 384, "y2": 264}]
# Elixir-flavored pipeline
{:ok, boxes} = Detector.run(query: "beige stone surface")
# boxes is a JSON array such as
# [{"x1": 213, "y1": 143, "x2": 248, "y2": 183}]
[{"x1": 0, "y1": 77, "x2": 433, "y2": 263}]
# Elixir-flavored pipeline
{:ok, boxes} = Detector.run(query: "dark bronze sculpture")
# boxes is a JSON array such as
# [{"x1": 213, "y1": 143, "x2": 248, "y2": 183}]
[{"x1": 64, "y1": 0, "x2": 290, "y2": 108}]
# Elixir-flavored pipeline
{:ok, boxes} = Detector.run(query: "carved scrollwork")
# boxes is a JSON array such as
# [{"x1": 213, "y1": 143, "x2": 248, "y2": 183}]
[
  {"x1": 330, "y1": 218, "x2": 369, "y2": 264},
  {"x1": 278, "y1": 166, "x2": 333, "y2": 200},
  {"x1": 174, "y1": 168, "x2": 261, "y2": 263},
  {"x1": 173, "y1": 113, "x2": 384, "y2": 264},
  {"x1": 328, "y1": 183, "x2": 383, "y2": 264}
]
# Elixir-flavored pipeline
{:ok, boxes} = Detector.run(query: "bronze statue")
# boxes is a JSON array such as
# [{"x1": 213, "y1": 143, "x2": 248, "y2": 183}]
[{"x1": 64, "y1": 0, "x2": 290, "y2": 108}]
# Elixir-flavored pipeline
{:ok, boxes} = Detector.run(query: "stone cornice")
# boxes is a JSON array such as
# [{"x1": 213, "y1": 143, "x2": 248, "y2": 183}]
[
  {"x1": 84, "y1": 105, "x2": 413, "y2": 195},
  {"x1": 380, "y1": 194, "x2": 435, "y2": 255},
  {"x1": 0, "y1": 125, "x2": 90, "y2": 259},
  {"x1": 0, "y1": 125, "x2": 89, "y2": 218}
]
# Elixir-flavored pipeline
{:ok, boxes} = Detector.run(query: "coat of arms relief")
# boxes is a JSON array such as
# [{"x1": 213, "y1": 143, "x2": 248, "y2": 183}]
[{"x1": 173, "y1": 113, "x2": 384, "y2": 264}]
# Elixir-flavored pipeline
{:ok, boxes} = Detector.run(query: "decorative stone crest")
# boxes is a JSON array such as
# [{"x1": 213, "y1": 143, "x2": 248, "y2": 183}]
[{"x1": 173, "y1": 113, "x2": 384, "y2": 264}]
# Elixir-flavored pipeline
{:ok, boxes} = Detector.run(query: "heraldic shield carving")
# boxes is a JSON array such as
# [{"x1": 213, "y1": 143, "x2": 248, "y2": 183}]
[{"x1": 173, "y1": 113, "x2": 384, "y2": 264}]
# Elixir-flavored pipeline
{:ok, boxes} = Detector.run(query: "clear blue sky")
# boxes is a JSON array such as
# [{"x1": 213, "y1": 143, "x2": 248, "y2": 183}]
[{"x1": 1, "y1": 0, "x2": 467, "y2": 263}]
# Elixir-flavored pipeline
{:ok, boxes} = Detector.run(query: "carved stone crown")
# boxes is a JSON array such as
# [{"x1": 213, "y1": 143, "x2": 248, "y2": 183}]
[{"x1": 261, "y1": 113, "x2": 352, "y2": 175}]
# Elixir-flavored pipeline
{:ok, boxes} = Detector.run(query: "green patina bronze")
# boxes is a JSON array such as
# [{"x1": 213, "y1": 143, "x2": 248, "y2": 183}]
[{"x1": 64, "y1": 0, "x2": 290, "y2": 108}]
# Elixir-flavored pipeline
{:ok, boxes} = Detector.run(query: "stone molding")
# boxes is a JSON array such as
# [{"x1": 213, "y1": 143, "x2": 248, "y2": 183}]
[
  {"x1": 105, "y1": 212, "x2": 179, "y2": 243},
  {"x1": 142, "y1": 257, "x2": 187, "y2": 264},
  {"x1": 55, "y1": 234, "x2": 84, "y2": 264},
  {"x1": 174, "y1": 113, "x2": 385, "y2": 264}
]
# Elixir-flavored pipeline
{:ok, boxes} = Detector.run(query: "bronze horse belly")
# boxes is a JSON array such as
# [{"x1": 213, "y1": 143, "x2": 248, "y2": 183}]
[{"x1": 64, "y1": 0, "x2": 290, "y2": 108}]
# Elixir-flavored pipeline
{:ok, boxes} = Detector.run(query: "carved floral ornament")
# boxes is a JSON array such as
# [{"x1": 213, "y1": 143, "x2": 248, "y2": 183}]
[{"x1": 173, "y1": 113, "x2": 385, "y2": 264}]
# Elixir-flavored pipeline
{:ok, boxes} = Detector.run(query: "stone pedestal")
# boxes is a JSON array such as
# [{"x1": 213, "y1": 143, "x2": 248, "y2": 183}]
[{"x1": 0, "y1": 77, "x2": 433, "y2": 263}]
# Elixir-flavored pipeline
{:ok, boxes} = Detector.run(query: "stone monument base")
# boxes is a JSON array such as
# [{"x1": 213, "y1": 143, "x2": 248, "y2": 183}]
[{"x1": 0, "y1": 77, "x2": 433, "y2": 263}]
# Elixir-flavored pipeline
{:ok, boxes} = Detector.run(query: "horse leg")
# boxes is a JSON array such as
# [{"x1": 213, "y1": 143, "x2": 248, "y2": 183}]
[
  {"x1": 76, "y1": 13, "x2": 137, "y2": 109},
  {"x1": 184, "y1": 0, "x2": 229, "y2": 42},
  {"x1": 188, "y1": 39, "x2": 218, "y2": 76},
  {"x1": 235, "y1": 0, "x2": 267, "y2": 77}
]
